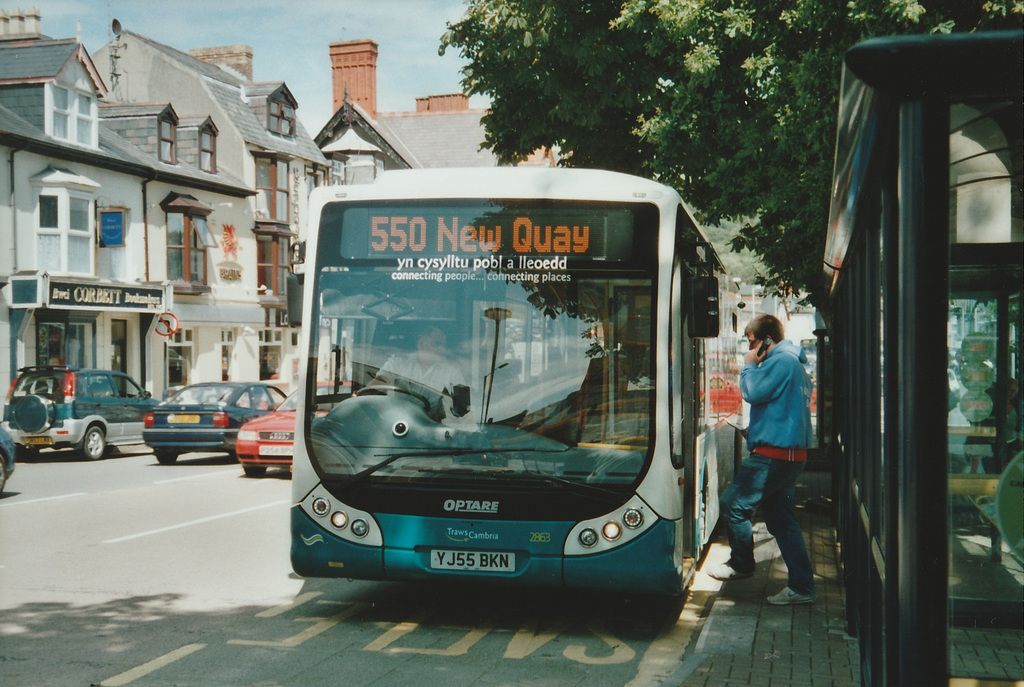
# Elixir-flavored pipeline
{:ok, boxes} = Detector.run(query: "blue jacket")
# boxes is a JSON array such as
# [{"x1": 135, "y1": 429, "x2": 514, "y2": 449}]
[{"x1": 740, "y1": 339, "x2": 813, "y2": 451}]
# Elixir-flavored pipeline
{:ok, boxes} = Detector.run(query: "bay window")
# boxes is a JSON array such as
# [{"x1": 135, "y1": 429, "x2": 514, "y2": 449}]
[
  {"x1": 256, "y1": 233, "x2": 291, "y2": 298},
  {"x1": 32, "y1": 167, "x2": 98, "y2": 276},
  {"x1": 256, "y1": 157, "x2": 289, "y2": 222},
  {"x1": 167, "y1": 213, "x2": 215, "y2": 284}
]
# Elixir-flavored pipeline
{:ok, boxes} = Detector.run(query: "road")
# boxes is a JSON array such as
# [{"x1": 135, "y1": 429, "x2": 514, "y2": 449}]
[{"x1": 0, "y1": 448, "x2": 717, "y2": 687}]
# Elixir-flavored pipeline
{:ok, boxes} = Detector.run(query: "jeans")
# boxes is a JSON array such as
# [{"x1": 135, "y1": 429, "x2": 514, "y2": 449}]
[{"x1": 720, "y1": 453, "x2": 815, "y2": 595}]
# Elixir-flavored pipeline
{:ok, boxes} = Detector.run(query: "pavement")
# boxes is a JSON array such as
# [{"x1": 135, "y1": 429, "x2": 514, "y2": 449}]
[{"x1": 665, "y1": 468, "x2": 861, "y2": 687}]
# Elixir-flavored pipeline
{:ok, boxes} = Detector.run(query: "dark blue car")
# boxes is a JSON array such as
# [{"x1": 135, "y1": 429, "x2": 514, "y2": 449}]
[
  {"x1": 143, "y1": 382, "x2": 286, "y2": 465},
  {"x1": 0, "y1": 425, "x2": 15, "y2": 494}
]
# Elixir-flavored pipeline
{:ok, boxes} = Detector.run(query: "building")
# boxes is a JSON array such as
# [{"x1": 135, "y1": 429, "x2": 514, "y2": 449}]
[
  {"x1": 0, "y1": 10, "x2": 253, "y2": 397},
  {"x1": 316, "y1": 38, "x2": 554, "y2": 182},
  {"x1": 92, "y1": 26, "x2": 330, "y2": 391}
]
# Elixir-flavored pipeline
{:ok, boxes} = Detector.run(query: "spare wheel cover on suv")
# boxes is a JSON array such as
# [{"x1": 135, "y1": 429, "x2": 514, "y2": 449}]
[{"x1": 14, "y1": 395, "x2": 55, "y2": 433}]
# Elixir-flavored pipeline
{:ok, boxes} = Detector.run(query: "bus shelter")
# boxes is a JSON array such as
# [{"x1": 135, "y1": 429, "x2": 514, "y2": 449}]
[{"x1": 822, "y1": 31, "x2": 1022, "y2": 687}]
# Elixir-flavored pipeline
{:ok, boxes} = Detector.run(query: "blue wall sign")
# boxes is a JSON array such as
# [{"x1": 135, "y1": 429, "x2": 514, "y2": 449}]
[{"x1": 99, "y1": 210, "x2": 125, "y2": 247}]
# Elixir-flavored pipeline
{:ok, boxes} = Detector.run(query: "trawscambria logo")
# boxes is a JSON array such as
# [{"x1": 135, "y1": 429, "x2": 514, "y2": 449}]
[{"x1": 443, "y1": 499, "x2": 499, "y2": 514}]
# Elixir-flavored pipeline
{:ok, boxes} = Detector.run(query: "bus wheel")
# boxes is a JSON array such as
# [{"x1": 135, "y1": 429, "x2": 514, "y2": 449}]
[
  {"x1": 81, "y1": 426, "x2": 108, "y2": 461},
  {"x1": 155, "y1": 450, "x2": 178, "y2": 465}
]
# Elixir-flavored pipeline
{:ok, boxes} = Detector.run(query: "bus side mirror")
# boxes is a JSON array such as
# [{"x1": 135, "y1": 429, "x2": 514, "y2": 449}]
[
  {"x1": 286, "y1": 273, "x2": 304, "y2": 327},
  {"x1": 688, "y1": 275, "x2": 720, "y2": 338}
]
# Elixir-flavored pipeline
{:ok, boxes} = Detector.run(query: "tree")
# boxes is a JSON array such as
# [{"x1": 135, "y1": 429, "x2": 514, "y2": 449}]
[{"x1": 442, "y1": 0, "x2": 1021, "y2": 307}]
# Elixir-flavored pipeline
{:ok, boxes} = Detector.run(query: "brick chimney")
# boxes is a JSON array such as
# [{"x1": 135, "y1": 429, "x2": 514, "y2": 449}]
[
  {"x1": 415, "y1": 94, "x2": 470, "y2": 113},
  {"x1": 189, "y1": 45, "x2": 254, "y2": 81},
  {"x1": 330, "y1": 39, "x2": 378, "y2": 118}
]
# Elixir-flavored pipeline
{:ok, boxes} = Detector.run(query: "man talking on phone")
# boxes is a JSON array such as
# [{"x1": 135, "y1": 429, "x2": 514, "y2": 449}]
[{"x1": 707, "y1": 313, "x2": 816, "y2": 605}]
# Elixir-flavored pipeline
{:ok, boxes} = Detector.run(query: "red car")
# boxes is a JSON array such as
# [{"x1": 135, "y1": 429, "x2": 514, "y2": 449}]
[
  {"x1": 235, "y1": 391, "x2": 300, "y2": 477},
  {"x1": 235, "y1": 384, "x2": 350, "y2": 477}
]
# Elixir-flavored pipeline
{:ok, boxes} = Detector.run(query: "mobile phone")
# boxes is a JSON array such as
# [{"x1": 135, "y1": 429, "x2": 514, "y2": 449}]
[{"x1": 757, "y1": 336, "x2": 772, "y2": 356}]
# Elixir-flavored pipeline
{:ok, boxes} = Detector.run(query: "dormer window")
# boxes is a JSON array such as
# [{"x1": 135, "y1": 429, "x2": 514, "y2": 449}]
[
  {"x1": 200, "y1": 124, "x2": 217, "y2": 173},
  {"x1": 48, "y1": 85, "x2": 97, "y2": 147},
  {"x1": 159, "y1": 115, "x2": 176, "y2": 163},
  {"x1": 269, "y1": 98, "x2": 295, "y2": 136}
]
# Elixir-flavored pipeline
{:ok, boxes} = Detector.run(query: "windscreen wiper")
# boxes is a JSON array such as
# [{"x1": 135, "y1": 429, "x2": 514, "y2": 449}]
[
  {"x1": 336, "y1": 447, "x2": 547, "y2": 493},
  {"x1": 516, "y1": 471, "x2": 623, "y2": 500}
]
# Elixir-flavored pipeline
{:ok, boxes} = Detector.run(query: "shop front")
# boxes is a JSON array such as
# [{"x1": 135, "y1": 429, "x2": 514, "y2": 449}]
[{"x1": 9, "y1": 275, "x2": 173, "y2": 392}]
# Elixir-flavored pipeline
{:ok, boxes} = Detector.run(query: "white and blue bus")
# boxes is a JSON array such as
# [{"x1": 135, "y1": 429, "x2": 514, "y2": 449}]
[{"x1": 289, "y1": 167, "x2": 742, "y2": 596}]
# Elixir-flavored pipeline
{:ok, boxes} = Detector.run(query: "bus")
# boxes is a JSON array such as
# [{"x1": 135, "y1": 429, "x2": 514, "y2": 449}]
[{"x1": 289, "y1": 167, "x2": 742, "y2": 596}]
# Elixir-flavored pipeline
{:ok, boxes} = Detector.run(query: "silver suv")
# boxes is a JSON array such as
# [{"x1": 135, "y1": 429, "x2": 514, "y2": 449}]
[{"x1": 2, "y1": 366, "x2": 157, "y2": 460}]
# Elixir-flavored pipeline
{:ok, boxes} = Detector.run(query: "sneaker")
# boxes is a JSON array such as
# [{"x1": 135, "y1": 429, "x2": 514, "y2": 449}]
[
  {"x1": 706, "y1": 563, "x2": 754, "y2": 581},
  {"x1": 767, "y1": 587, "x2": 816, "y2": 605}
]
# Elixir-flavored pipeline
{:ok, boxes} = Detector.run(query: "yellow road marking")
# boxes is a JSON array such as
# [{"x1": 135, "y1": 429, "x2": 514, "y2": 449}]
[
  {"x1": 255, "y1": 591, "x2": 323, "y2": 618},
  {"x1": 626, "y1": 545, "x2": 727, "y2": 686},
  {"x1": 99, "y1": 643, "x2": 207, "y2": 686},
  {"x1": 504, "y1": 619, "x2": 576, "y2": 659},
  {"x1": 564, "y1": 621, "x2": 636, "y2": 665},
  {"x1": 229, "y1": 602, "x2": 368, "y2": 648}
]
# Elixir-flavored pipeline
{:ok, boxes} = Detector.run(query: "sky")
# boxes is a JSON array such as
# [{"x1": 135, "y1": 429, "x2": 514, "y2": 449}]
[{"x1": 17, "y1": 0, "x2": 487, "y2": 134}]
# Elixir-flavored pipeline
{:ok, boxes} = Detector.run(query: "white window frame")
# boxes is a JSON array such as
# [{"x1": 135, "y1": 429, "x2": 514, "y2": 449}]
[
  {"x1": 45, "y1": 83, "x2": 98, "y2": 148},
  {"x1": 34, "y1": 187, "x2": 96, "y2": 276}
]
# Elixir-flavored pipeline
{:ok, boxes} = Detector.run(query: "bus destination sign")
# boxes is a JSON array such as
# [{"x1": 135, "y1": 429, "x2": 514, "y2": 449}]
[{"x1": 337, "y1": 204, "x2": 634, "y2": 262}]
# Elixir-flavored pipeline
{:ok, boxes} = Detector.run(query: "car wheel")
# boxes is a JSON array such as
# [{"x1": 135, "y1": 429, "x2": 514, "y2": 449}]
[
  {"x1": 154, "y1": 450, "x2": 179, "y2": 465},
  {"x1": 0, "y1": 460, "x2": 8, "y2": 494},
  {"x1": 81, "y1": 426, "x2": 108, "y2": 461},
  {"x1": 242, "y1": 465, "x2": 267, "y2": 478}
]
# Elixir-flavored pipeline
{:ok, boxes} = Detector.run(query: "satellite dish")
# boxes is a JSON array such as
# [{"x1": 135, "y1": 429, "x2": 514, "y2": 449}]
[{"x1": 111, "y1": 19, "x2": 122, "y2": 36}]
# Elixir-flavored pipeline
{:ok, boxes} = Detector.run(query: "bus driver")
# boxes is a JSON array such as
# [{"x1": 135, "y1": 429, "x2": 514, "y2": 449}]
[{"x1": 371, "y1": 325, "x2": 469, "y2": 420}]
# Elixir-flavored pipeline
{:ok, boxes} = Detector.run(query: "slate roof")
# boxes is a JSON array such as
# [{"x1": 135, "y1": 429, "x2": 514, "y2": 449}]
[
  {"x1": 99, "y1": 102, "x2": 175, "y2": 118},
  {"x1": 245, "y1": 81, "x2": 297, "y2": 106},
  {"x1": 119, "y1": 31, "x2": 326, "y2": 165},
  {"x1": 0, "y1": 37, "x2": 78, "y2": 81},
  {"x1": 378, "y1": 109, "x2": 497, "y2": 168},
  {"x1": 0, "y1": 100, "x2": 251, "y2": 197}
]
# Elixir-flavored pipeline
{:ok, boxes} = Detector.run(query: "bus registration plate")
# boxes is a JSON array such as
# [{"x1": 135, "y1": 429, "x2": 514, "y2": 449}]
[{"x1": 430, "y1": 549, "x2": 515, "y2": 572}]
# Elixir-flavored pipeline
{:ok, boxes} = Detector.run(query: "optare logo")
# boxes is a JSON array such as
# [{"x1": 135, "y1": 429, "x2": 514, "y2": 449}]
[{"x1": 443, "y1": 499, "x2": 499, "y2": 514}]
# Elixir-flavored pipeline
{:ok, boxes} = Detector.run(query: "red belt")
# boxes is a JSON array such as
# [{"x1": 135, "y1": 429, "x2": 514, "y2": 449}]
[{"x1": 753, "y1": 446, "x2": 807, "y2": 462}]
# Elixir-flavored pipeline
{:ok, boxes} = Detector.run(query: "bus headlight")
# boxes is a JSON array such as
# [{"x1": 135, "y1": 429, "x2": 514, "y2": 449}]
[
  {"x1": 602, "y1": 521, "x2": 622, "y2": 541},
  {"x1": 330, "y1": 511, "x2": 348, "y2": 529},
  {"x1": 622, "y1": 508, "x2": 643, "y2": 529},
  {"x1": 578, "y1": 528, "x2": 598, "y2": 547},
  {"x1": 351, "y1": 519, "x2": 369, "y2": 537},
  {"x1": 311, "y1": 497, "x2": 330, "y2": 516}
]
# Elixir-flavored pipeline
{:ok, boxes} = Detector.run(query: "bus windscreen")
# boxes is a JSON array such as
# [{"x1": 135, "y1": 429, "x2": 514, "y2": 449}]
[{"x1": 306, "y1": 199, "x2": 658, "y2": 493}]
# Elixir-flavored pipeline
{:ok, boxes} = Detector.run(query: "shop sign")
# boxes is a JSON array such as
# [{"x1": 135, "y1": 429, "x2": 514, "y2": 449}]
[
  {"x1": 47, "y1": 279, "x2": 166, "y2": 312},
  {"x1": 218, "y1": 262, "x2": 243, "y2": 281},
  {"x1": 99, "y1": 209, "x2": 126, "y2": 247}
]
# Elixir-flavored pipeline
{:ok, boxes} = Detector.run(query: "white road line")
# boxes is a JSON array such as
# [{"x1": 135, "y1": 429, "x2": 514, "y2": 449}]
[
  {"x1": 153, "y1": 467, "x2": 239, "y2": 484},
  {"x1": 99, "y1": 643, "x2": 207, "y2": 686},
  {"x1": 0, "y1": 492, "x2": 87, "y2": 508},
  {"x1": 103, "y1": 500, "x2": 290, "y2": 544}
]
